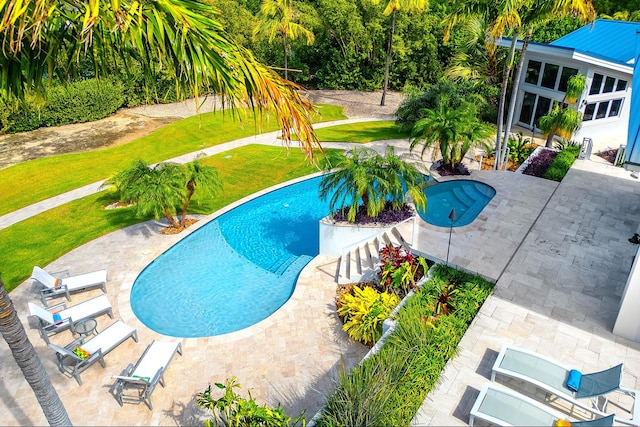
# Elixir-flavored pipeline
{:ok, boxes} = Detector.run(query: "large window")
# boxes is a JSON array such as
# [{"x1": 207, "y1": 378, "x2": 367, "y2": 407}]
[
  {"x1": 589, "y1": 73, "x2": 603, "y2": 95},
  {"x1": 558, "y1": 67, "x2": 579, "y2": 92},
  {"x1": 603, "y1": 76, "x2": 616, "y2": 93},
  {"x1": 617, "y1": 80, "x2": 628, "y2": 91},
  {"x1": 589, "y1": 73, "x2": 628, "y2": 95},
  {"x1": 541, "y1": 64, "x2": 560, "y2": 89},
  {"x1": 583, "y1": 99, "x2": 624, "y2": 121},
  {"x1": 609, "y1": 99, "x2": 622, "y2": 117},
  {"x1": 525, "y1": 60, "x2": 542, "y2": 85},
  {"x1": 518, "y1": 92, "x2": 551, "y2": 128}
]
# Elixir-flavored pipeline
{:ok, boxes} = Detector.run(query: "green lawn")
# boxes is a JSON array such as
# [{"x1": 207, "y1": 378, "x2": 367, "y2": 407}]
[
  {"x1": 0, "y1": 105, "x2": 346, "y2": 216},
  {"x1": 313, "y1": 120, "x2": 409, "y2": 142},
  {"x1": 1, "y1": 144, "x2": 344, "y2": 292}
]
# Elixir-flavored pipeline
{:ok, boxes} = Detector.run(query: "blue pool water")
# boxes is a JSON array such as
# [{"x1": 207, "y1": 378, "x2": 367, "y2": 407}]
[
  {"x1": 419, "y1": 180, "x2": 495, "y2": 227},
  {"x1": 130, "y1": 176, "x2": 331, "y2": 338}
]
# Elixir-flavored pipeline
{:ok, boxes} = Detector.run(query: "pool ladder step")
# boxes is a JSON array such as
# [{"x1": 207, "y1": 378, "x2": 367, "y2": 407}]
[{"x1": 337, "y1": 226, "x2": 412, "y2": 284}]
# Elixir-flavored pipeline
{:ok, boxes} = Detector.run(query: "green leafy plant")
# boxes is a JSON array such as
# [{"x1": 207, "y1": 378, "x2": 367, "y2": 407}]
[
  {"x1": 507, "y1": 131, "x2": 536, "y2": 165},
  {"x1": 543, "y1": 145, "x2": 580, "y2": 182},
  {"x1": 196, "y1": 377, "x2": 306, "y2": 427},
  {"x1": 319, "y1": 146, "x2": 428, "y2": 223},
  {"x1": 337, "y1": 285, "x2": 400, "y2": 347},
  {"x1": 320, "y1": 264, "x2": 494, "y2": 426},
  {"x1": 378, "y1": 244, "x2": 429, "y2": 297},
  {"x1": 103, "y1": 157, "x2": 222, "y2": 230}
]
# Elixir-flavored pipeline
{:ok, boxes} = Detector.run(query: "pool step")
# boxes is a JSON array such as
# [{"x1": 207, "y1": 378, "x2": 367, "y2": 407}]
[{"x1": 337, "y1": 226, "x2": 412, "y2": 284}]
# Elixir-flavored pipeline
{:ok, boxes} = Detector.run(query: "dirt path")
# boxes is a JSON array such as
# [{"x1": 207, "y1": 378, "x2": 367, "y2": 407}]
[{"x1": 0, "y1": 90, "x2": 403, "y2": 170}]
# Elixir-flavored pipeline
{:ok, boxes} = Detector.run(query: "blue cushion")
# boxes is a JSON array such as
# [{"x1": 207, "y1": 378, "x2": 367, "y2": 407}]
[
  {"x1": 53, "y1": 313, "x2": 63, "y2": 325},
  {"x1": 567, "y1": 369, "x2": 582, "y2": 392}
]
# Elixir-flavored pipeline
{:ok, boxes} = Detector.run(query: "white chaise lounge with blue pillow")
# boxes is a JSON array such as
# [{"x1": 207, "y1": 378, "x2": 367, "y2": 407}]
[
  {"x1": 491, "y1": 345, "x2": 639, "y2": 426},
  {"x1": 28, "y1": 295, "x2": 113, "y2": 344}
]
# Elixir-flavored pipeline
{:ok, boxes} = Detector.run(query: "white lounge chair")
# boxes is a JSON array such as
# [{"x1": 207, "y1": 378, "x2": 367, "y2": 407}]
[
  {"x1": 111, "y1": 340, "x2": 183, "y2": 409},
  {"x1": 48, "y1": 321, "x2": 138, "y2": 385},
  {"x1": 28, "y1": 295, "x2": 113, "y2": 344},
  {"x1": 492, "y1": 345, "x2": 639, "y2": 426},
  {"x1": 470, "y1": 383, "x2": 615, "y2": 427},
  {"x1": 31, "y1": 266, "x2": 107, "y2": 306}
]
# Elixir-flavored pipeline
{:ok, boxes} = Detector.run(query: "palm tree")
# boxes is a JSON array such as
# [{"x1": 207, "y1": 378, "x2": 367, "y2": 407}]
[
  {"x1": 493, "y1": 0, "x2": 596, "y2": 168},
  {"x1": 0, "y1": 1, "x2": 319, "y2": 422},
  {"x1": 0, "y1": 277, "x2": 71, "y2": 426},
  {"x1": 253, "y1": 0, "x2": 315, "y2": 80},
  {"x1": 410, "y1": 100, "x2": 493, "y2": 171},
  {"x1": 372, "y1": 0, "x2": 429, "y2": 106},
  {"x1": 443, "y1": 0, "x2": 595, "y2": 170},
  {"x1": 0, "y1": 0, "x2": 321, "y2": 159},
  {"x1": 319, "y1": 146, "x2": 428, "y2": 223},
  {"x1": 180, "y1": 157, "x2": 223, "y2": 227},
  {"x1": 539, "y1": 74, "x2": 585, "y2": 147}
]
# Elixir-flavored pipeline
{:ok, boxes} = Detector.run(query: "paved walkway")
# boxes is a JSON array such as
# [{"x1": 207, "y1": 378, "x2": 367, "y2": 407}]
[
  {"x1": 412, "y1": 160, "x2": 640, "y2": 425},
  {"x1": 3, "y1": 119, "x2": 640, "y2": 425}
]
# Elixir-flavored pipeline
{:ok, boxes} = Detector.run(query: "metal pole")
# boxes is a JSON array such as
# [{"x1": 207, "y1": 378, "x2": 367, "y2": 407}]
[{"x1": 446, "y1": 208, "x2": 457, "y2": 265}]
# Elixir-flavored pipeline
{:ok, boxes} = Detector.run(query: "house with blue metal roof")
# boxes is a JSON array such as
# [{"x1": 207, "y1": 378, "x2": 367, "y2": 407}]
[{"x1": 500, "y1": 19, "x2": 639, "y2": 155}]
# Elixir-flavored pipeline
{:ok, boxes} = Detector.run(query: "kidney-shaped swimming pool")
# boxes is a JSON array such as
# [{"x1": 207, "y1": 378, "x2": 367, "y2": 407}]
[{"x1": 130, "y1": 176, "x2": 331, "y2": 338}]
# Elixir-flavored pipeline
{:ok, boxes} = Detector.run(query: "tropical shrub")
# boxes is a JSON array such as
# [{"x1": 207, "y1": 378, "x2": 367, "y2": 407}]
[
  {"x1": 395, "y1": 80, "x2": 498, "y2": 132},
  {"x1": 410, "y1": 100, "x2": 493, "y2": 172},
  {"x1": 0, "y1": 78, "x2": 125, "y2": 133},
  {"x1": 330, "y1": 202, "x2": 416, "y2": 225},
  {"x1": 522, "y1": 148, "x2": 558, "y2": 178},
  {"x1": 543, "y1": 146, "x2": 580, "y2": 182},
  {"x1": 378, "y1": 244, "x2": 429, "y2": 297},
  {"x1": 196, "y1": 377, "x2": 306, "y2": 427},
  {"x1": 320, "y1": 146, "x2": 428, "y2": 223},
  {"x1": 319, "y1": 265, "x2": 494, "y2": 426},
  {"x1": 103, "y1": 157, "x2": 222, "y2": 230},
  {"x1": 337, "y1": 285, "x2": 400, "y2": 347},
  {"x1": 507, "y1": 132, "x2": 536, "y2": 165}
]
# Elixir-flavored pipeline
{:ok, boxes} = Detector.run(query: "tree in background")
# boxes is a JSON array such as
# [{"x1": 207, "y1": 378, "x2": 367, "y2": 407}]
[
  {"x1": 0, "y1": 0, "x2": 320, "y2": 159},
  {"x1": 253, "y1": 0, "x2": 315, "y2": 80},
  {"x1": 371, "y1": 0, "x2": 430, "y2": 106}
]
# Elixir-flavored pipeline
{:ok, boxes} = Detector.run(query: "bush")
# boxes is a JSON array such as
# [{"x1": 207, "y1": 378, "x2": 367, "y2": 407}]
[
  {"x1": 197, "y1": 377, "x2": 306, "y2": 427},
  {"x1": 395, "y1": 80, "x2": 498, "y2": 132},
  {"x1": 378, "y1": 244, "x2": 429, "y2": 297},
  {"x1": 337, "y1": 285, "x2": 400, "y2": 347},
  {"x1": 543, "y1": 145, "x2": 580, "y2": 182},
  {"x1": 318, "y1": 265, "x2": 494, "y2": 426},
  {"x1": 522, "y1": 148, "x2": 558, "y2": 178},
  {"x1": 0, "y1": 78, "x2": 125, "y2": 133},
  {"x1": 41, "y1": 79, "x2": 125, "y2": 127}
]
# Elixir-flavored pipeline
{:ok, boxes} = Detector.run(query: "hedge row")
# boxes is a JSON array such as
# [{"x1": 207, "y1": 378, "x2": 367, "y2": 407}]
[
  {"x1": 0, "y1": 78, "x2": 125, "y2": 133},
  {"x1": 543, "y1": 145, "x2": 580, "y2": 182}
]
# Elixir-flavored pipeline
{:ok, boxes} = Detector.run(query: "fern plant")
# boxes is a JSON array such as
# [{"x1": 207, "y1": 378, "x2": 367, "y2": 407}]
[{"x1": 337, "y1": 285, "x2": 400, "y2": 346}]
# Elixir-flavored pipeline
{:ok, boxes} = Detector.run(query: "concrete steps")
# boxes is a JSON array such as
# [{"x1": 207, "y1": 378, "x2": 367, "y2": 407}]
[{"x1": 337, "y1": 226, "x2": 411, "y2": 284}]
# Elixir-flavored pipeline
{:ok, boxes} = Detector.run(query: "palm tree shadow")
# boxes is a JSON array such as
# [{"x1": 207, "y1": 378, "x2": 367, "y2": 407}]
[
  {"x1": 0, "y1": 374, "x2": 35, "y2": 425},
  {"x1": 162, "y1": 394, "x2": 209, "y2": 426}
]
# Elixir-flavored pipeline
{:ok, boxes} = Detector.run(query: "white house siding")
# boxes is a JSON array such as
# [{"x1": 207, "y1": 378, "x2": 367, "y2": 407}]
[{"x1": 507, "y1": 42, "x2": 633, "y2": 152}]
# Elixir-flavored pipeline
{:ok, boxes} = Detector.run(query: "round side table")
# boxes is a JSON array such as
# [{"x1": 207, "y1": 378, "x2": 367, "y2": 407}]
[{"x1": 73, "y1": 318, "x2": 98, "y2": 337}]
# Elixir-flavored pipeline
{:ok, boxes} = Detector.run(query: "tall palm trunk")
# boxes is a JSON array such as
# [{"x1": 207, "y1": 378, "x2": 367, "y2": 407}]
[
  {"x1": 380, "y1": 10, "x2": 396, "y2": 107},
  {"x1": 499, "y1": 29, "x2": 531, "y2": 169},
  {"x1": 494, "y1": 33, "x2": 518, "y2": 170},
  {"x1": 0, "y1": 278, "x2": 72, "y2": 426},
  {"x1": 283, "y1": 33, "x2": 288, "y2": 80}
]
